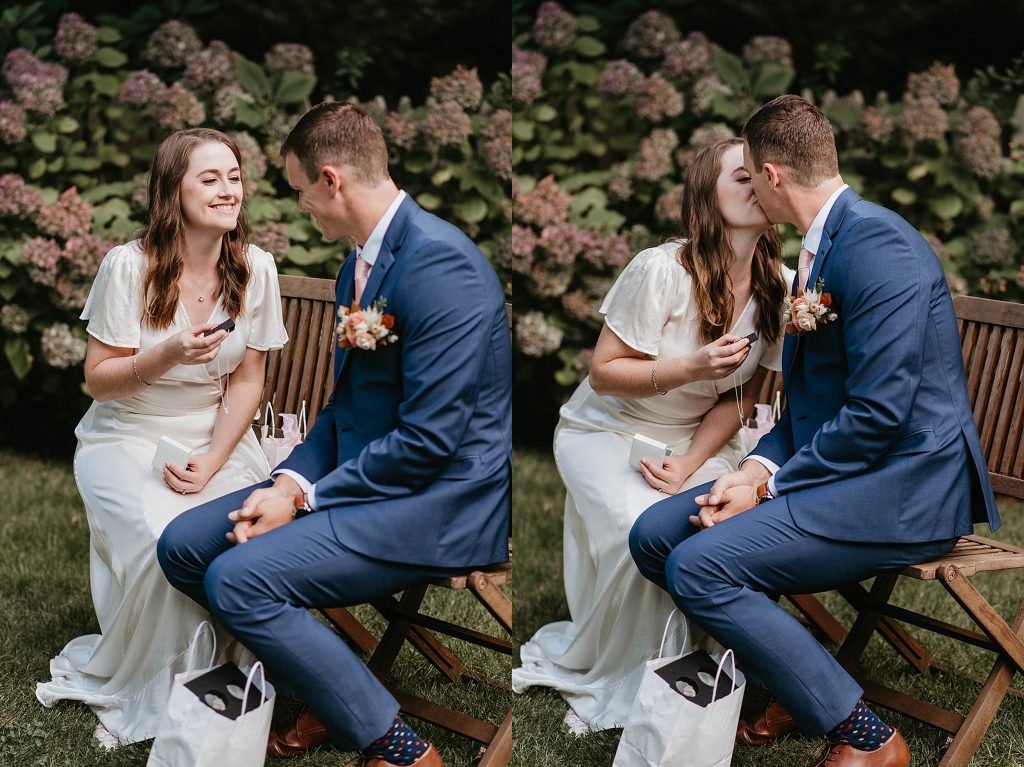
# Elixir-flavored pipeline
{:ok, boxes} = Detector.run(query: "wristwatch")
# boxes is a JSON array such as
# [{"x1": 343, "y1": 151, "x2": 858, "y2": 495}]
[
  {"x1": 754, "y1": 482, "x2": 773, "y2": 506},
  {"x1": 293, "y1": 491, "x2": 313, "y2": 519}
]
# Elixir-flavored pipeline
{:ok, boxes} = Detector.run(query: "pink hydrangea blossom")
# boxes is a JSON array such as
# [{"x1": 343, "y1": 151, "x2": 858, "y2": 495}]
[
  {"x1": 635, "y1": 128, "x2": 679, "y2": 181},
  {"x1": 156, "y1": 82, "x2": 206, "y2": 129},
  {"x1": 264, "y1": 43, "x2": 315, "y2": 76},
  {"x1": 422, "y1": 100, "x2": 472, "y2": 146},
  {"x1": 0, "y1": 304, "x2": 30, "y2": 334},
  {"x1": 40, "y1": 323, "x2": 87, "y2": 368},
  {"x1": 907, "y1": 62, "x2": 959, "y2": 106},
  {"x1": 655, "y1": 184, "x2": 685, "y2": 224},
  {"x1": 55, "y1": 13, "x2": 99, "y2": 64},
  {"x1": 2, "y1": 49, "x2": 68, "y2": 116},
  {"x1": 516, "y1": 311, "x2": 564, "y2": 357},
  {"x1": 384, "y1": 111, "x2": 418, "y2": 149},
  {"x1": 899, "y1": 96, "x2": 948, "y2": 142},
  {"x1": 251, "y1": 223, "x2": 290, "y2": 260},
  {"x1": 742, "y1": 36, "x2": 793, "y2": 69},
  {"x1": 480, "y1": 109, "x2": 511, "y2": 180},
  {"x1": 22, "y1": 237, "x2": 63, "y2": 286},
  {"x1": 635, "y1": 74, "x2": 684, "y2": 122},
  {"x1": 512, "y1": 47, "x2": 546, "y2": 105},
  {"x1": 624, "y1": 11, "x2": 680, "y2": 59},
  {"x1": 514, "y1": 175, "x2": 569, "y2": 228},
  {"x1": 957, "y1": 106, "x2": 1003, "y2": 179},
  {"x1": 533, "y1": 2, "x2": 576, "y2": 52},
  {"x1": 185, "y1": 40, "x2": 234, "y2": 91},
  {"x1": 119, "y1": 70, "x2": 167, "y2": 106},
  {"x1": 430, "y1": 66, "x2": 484, "y2": 111},
  {"x1": 0, "y1": 173, "x2": 44, "y2": 217},
  {"x1": 36, "y1": 188, "x2": 93, "y2": 238},
  {"x1": 0, "y1": 100, "x2": 27, "y2": 144},
  {"x1": 598, "y1": 60, "x2": 645, "y2": 96},
  {"x1": 663, "y1": 32, "x2": 714, "y2": 83},
  {"x1": 144, "y1": 20, "x2": 202, "y2": 69}
]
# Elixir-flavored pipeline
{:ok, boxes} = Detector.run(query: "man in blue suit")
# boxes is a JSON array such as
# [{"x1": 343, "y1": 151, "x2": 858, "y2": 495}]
[
  {"x1": 158, "y1": 102, "x2": 511, "y2": 767},
  {"x1": 629, "y1": 95, "x2": 999, "y2": 767}
]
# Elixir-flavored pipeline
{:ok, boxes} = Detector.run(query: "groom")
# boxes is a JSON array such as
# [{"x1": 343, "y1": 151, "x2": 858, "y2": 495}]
[
  {"x1": 629, "y1": 95, "x2": 999, "y2": 767},
  {"x1": 158, "y1": 102, "x2": 511, "y2": 767}
]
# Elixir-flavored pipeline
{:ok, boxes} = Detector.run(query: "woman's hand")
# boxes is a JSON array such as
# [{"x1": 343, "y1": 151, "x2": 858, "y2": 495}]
[
  {"x1": 684, "y1": 335, "x2": 751, "y2": 381},
  {"x1": 161, "y1": 323, "x2": 228, "y2": 367},
  {"x1": 640, "y1": 453, "x2": 702, "y2": 495},
  {"x1": 163, "y1": 451, "x2": 223, "y2": 495}
]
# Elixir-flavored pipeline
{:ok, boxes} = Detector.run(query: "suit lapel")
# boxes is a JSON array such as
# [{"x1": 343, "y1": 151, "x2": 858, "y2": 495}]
[
  {"x1": 333, "y1": 249, "x2": 358, "y2": 376},
  {"x1": 334, "y1": 195, "x2": 419, "y2": 381},
  {"x1": 782, "y1": 187, "x2": 860, "y2": 382}
]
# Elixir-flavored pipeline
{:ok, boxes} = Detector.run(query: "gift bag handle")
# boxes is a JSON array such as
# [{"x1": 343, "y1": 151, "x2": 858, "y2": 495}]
[
  {"x1": 240, "y1": 661, "x2": 268, "y2": 717},
  {"x1": 772, "y1": 390, "x2": 782, "y2": 423},
  {"x1": 260, "y1": 402, "x2": 275, "y2": 437},
  {"x1": 185, "y1": 620, "x2": 218, "y2": 671},
  {"x1": 656, "y1": 608, "x2": 690, "y2": 660},
  {"x1": 710, "y1": 648, "x2": 739, "y2": 704},
  {"x1": 298, "y1": 401, "x2": 307, "y2": 440}
]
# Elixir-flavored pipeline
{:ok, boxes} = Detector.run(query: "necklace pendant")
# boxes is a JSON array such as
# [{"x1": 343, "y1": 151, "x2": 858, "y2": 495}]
[{"x1": 198, "y1": 296, "x2": 205, "y2": 302}]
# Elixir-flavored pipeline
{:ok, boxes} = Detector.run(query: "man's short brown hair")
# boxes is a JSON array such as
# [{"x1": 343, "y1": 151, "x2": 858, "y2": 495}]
[
  {"x1": 281, "y1": 102, "x2": 390, "y2": 185},
  {"x1": 742, "y1": 95, "x2": 839, "y2": 186}
]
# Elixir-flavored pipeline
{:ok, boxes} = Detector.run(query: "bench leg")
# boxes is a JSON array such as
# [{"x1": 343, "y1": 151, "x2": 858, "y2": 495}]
[
  {"x1": 369, "y1": 583, "x2": 430, "y2": 680},
  {"x1": 786, "y1": 593, "x2": 848, "y2": 644},
  {"x1": 835, "y1": 572, "x2": 899, "y2": 672},
  {"x1": 468, "y1": 571, "x2": 512, "y2": 634},
  {"x1": 938, "y1": 602, "x2": 1024, "y2": 767},
  {"x1": 837, "y1": 582, "x2": 935, "y2": 673},
  {"x1": 321, "y1": 606, "x2": 378, "y2": 654},
  {"x1": 478, "y1": 708, "x2": 512, "y2": 767}
]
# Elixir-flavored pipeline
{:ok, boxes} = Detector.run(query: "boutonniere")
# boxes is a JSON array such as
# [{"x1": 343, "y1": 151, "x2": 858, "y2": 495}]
[
  {"x1": 337, "y1": 297, "x2": 398, "y2": 350},
  {"x1": 784, "y1": 278, "x2": 838, "y2": 334}
]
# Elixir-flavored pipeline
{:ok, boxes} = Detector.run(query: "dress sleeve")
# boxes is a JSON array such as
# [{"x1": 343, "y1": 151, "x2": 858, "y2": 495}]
[
  {"x1": 599, "y1": 245, "x2": 680, "y2": 356},
  {"x1": 80, "y1": 243, "x2": 144, "y2": 348},
  {"x1": 758, "y1": 263, "x2": 796, "y2": 372},
  {"x1": 245, "y1": 245, "x2": 289, "y2": 351}
]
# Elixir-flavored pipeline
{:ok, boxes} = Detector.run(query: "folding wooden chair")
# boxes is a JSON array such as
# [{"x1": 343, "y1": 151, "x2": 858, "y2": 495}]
[{"x1": 826, "y1": 295, "x2": 1024, "y2": 766}]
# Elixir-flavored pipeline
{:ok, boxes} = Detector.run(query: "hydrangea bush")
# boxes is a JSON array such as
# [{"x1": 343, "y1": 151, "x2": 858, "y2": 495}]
[
  {"x1": 0, "y1": 5, "x2": 510, "y2": 432},
  {"x1": 509, "y1": 2, "x2": 1024, "y2": 428}
]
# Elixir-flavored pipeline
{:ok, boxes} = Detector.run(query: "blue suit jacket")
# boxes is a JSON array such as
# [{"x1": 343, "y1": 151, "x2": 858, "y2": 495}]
[
  {"x1": 751, "y1": 188, "x2": 999, "y2": 543},
  {"x1": 278, "y1": 196, "x2": 511, "y2": 568}
]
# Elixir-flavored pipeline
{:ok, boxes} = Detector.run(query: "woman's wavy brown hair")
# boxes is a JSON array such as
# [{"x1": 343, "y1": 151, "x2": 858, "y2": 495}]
[
  {"x1": 140, "y1": 128, "x2": 250, "y2": 329},
  {"x1": 675, "y1": 138, "x2": 786, "y2": 345}
]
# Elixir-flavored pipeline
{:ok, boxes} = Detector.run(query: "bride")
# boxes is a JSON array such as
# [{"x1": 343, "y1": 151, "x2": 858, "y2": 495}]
[
  {"x1": 36, "y1": 128, "x2": 288, "y2": 746},
  {"x1": 513, "y1": 138, "x2": 793, "y2": 731}
]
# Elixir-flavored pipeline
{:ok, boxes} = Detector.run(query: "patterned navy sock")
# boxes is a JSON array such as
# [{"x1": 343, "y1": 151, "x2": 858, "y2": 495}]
[
  {"x1": 826, "y1": 699, "x2": 894, "y2": 752},
  {"x1": 361, "y1": 715, "x2": 429, "y2": 765}
]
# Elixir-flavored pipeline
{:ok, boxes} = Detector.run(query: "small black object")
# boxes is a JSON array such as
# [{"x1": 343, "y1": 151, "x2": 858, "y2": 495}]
[
  {"x1": 203, "y1": 318, "x2": 236, "y2": 336},
  {"x1": 184, "y1": 662, "x2": 265, "y2": 719},
  {"x1": 742, "y1": 332, "x2": 758, "y2": 344},
  {"x1": 654, "y1": 650, "x2": 734, "y2": 707}
]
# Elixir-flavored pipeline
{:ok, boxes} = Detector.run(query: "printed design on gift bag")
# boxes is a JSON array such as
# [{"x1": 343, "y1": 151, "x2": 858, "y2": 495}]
[
  {"x1": 336, "y1": 297, "x2": 398, "y2": 351},
  {"x1": 259, "y1": 401, "x2": 307, "y2": 468}
]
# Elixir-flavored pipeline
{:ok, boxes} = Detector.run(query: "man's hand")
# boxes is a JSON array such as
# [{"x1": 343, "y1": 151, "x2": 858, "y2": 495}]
[
  {"x1": 689, "y1": 485, "x2": 758, "y2": 529},
  {"x1": 227, "y1": 477, "x2": 300, "y2": 544}
]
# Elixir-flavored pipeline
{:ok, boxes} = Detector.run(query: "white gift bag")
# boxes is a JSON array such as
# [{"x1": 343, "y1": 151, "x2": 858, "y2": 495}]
[
  {"x1": 147, "y1": 622, "x2": 276, "y2": 767},
  {"x1": 259, "y1": 402, "x2": 306, "y2": 468},
  {"x1": 612, "y1": 611, "x2": 745, "y2": 767},
  {"x1": 739, "y1": 389, "x2": 781, "y2": 454}
]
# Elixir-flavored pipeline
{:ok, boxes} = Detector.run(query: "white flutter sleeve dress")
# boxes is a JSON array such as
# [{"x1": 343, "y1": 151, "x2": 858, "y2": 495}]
[
  {"x1": 512, "y1": 243, "x2": 792, "y2": 731},
  {"x1": 36, "y1": 240, "x2": 288, "y2": 745}
]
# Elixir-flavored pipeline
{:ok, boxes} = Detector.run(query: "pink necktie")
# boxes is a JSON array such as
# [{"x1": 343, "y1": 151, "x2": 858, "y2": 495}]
[
  {"x1": 354, "y1": 255, "x2": 371, "y2": 304},
  {"x1": 797, "y1": 248, "x2": 814, "y2": 293}
]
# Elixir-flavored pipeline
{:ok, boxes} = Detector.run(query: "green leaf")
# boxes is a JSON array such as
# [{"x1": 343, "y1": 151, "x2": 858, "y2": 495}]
[
  {"x1": 96, "y1": 26, "x2": 122, "y2": 43},
  {"x1": 573, "y1": 36, "x2": 606, "y2": 58},
  {"x1": 52, "y1": 116, "x2": 79, "y2": 134},
  {"x1": 567, "y1": 62, "x2": 599, "y2": 87},
  {"x1": 0, "y1": 283, "x2": 16, "y2": 301},
  {"x1": 891, "y1": 188, "x2": 917, "y2": 205},
  {"x1": 92, "y1": 198, "x2": 132, "y2": 227},
  {"x1": 533, "y1": 104, "x2": 558, "y2": 122},
  {"x1": 714, "y1": 49, "x2": 750, "y2": 92},
  {"x1": 91, "y1": 73, "x2": 120, "y2": 97},
  {"x1": 0, "y1": 262, "x2": 11, "y2": 278},
  {"x1": 454, "y1": 197, "x2": 488, "y2": 224},
  {"x1": 929, "y1": 194, "x2": 964, "y2": 220},
  {"x1": 286, "y1": 221, "x2": 310, "y2": 242},
  {"x1": 576, "y1": 15, "x2": 600, "y2": 32},
  {"x1": 31, "y1": 132, "x2": 56, "y2": 153},
  {"x1": 568, "y1": 187, "x2": 608, "y2": 217},
  {"x1": 283, "y1": 245, "x2": 327, "y2": 265},
  {"x1": 67, "y1": 156, "x2": 102, "y2": 171},
  {"x1": 233, "y1": 99, "x2": 263, "y2": 129},
  {"x1": 906, "y1": 163, "x2": 930, "y2": 182},
  {"x1": 712, "y1": 90, "x2": 742, "y2": 120},
  {"x1": 94, "y1": 46, "x2": 127, "y2": 68},
  {"x1": 511, "y1": 119, "x2": 534, "y2": 142},
  {"x1": 431, "y1": 167, "x2": 454, "y2": 185},
  {"x1": 4, "y1": 338, "x2": 31, "y2": 380},
  {"x1": 234, "y1": 55, "x2": 271, "y2": 99},
  {"x1": 47, "y1": 156, "x2": 65, "y2": 172},
  {"x1": 752, "y1": 63, "x2": 794, "y2": 99},
  {"x1": 1009, "y1": 199, "x2": 1024, "y2": 217},
  {"x1": 274, "y1": 71, "x2": 316, "y2": 105},
  {"x1": 543, "y1": 144, "x2": 579, "y2": 161},
  {"x1": 416, "y1": 193, "x2": 442, "y2": 211}
]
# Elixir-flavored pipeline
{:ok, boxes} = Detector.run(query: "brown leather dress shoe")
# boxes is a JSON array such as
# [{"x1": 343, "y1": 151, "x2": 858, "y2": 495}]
[
  {"x1": 360, "y1": 743, "x2": 443, "y2": 767},
  {"x1": 736, "y1": 699, "x2": 797, "y2": 745},
  {"x1": 266, "y1": 706, "x2": 332, "y2": 758},
  {"x1": 811, "y1": 729, "x2": 911, "y2": 767}
]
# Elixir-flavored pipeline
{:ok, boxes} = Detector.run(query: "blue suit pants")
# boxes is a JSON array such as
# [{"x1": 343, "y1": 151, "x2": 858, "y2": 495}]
[
  {"x1": 629, "y1": 481, "x2": 957, "y2": 735},
  {"x1": 157, "y1": 481, "x2": 463, "y2": 750}
]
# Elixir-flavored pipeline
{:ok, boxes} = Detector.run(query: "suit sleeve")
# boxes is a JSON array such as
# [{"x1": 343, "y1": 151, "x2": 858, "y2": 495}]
[
  {"x1": 773, "y1": 220, "x2": 929, "y2": 494},
  {"x1": 311, "y1": 242, "x2": 500, "y2": 507},
  {"x1": 747, "y1": 402, "x2": 795, "y2": 468}
]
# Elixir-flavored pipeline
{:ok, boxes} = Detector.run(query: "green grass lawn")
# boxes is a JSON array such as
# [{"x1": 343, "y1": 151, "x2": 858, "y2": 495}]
[
  {"x1": 513, "y1": 448, "x2": 1024, "y2": 767},
  {"x1": 0, "y1": 449, "x2": 510, "y2": 767}
]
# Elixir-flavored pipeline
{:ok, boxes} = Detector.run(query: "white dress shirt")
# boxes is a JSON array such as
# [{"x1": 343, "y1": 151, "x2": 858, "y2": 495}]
[
  {"x1": 275, "y1": 190, "x2": 408, "y2": 509},
  {"x1": 743, "y1": 184, "x2": 848, "y2": 497}
]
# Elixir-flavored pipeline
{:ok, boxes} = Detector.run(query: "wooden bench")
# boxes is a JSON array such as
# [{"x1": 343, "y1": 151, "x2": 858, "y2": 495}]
[
  {"x1": 261, "y1": 274, "x2": 513, "y2": 766},
  {"x1": 752, "y1": 296, "x2": 1024, "y2": 766}
]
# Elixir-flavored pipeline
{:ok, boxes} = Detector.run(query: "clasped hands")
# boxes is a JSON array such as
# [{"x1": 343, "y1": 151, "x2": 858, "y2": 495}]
[
  {"x1": 689, "y1": 466, "x2": 766, "y2": 530},
  {"x1": 226, "y1": 475, "x2": 301, "y2": 544}
]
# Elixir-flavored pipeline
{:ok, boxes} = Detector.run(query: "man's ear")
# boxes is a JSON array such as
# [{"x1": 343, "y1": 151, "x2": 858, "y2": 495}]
[
  {"x1": 321, "y1": 165, "x2": 344, "y2": 195},
  {"x1": 763, "y1": 162, "x2": 782, "y2": 191}
]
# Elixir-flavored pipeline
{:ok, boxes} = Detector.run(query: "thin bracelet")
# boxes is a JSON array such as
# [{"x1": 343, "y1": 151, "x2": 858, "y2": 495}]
[
  {"x1": 651, "y1": 358, "x2": 667, "y2": 395},
  {"x1": 132, "y1": 353, "x2": 152, "y2": 386}
]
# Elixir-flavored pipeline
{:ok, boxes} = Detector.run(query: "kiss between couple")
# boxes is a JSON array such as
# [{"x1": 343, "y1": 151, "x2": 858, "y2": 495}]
[
  {"x1": 513, "y1": 95, "x2": 999, "y2": 767},
  {"x1": 35, "y1": 102, "x2": 512, "y2": 767}
]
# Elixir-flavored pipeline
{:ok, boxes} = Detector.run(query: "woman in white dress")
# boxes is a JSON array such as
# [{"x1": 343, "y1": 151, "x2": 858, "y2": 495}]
[
  {"x1": 513, "y1": 139, "x2": 794, "y2": 731},
  {"x1": 36, "y1": 128, "x2": 288, "y2": 746}
]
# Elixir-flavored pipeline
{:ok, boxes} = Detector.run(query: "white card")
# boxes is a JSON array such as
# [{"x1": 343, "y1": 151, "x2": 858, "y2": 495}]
[
  {"x1": 152, "y1": 435, "x2": 193, "y2": 475},
  {"x1": 628, "y1": 433, "x2": 672, "y2": 470}
]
